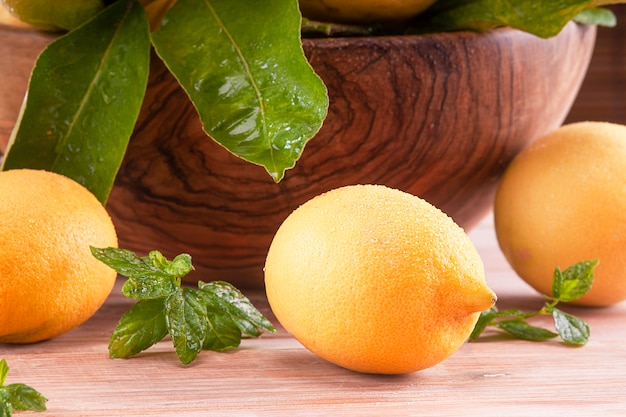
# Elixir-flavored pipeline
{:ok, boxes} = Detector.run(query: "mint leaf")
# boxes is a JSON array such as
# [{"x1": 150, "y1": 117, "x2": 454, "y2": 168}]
[
  {"x1": 93, "y1": 248, "x2": 275, "y2": 364},
  {"x1": 470, "y1": 260, "x2": 597, "y2": 345},
  {"x1": 0, "y1": 360, "x2": 47, "y2": 415},
  {"x1": 5, "y1": 384, "x2": 48, "y2": 412},
  {"x1": 552, "y1": 308, "x2": 590, "y2": 346},
  {"x1": 468, "y1": 306, "x2": 499, "y2": 341},
  {"x1": 198, "y1": 281, "x2": 275, "y2": 337},
  {"x1": 109, "y1": 299, "x2": 168, "y2": 359},
  {"x1": 497, "y1": 319, "x2": 559, "y2": 341},
  {"x1": 1, "y1": 0, "x2": 150, "y2": 204},
  {"x1": 91, "y1": 247, "x2": 160, "y2": 279},
  {"x1": 203, "y1": 314, "x2": 242, "y2": 351},
  {"x1": 91, "y1": 247, "x2": 191, "y2": 300},
  {"x1": 151, "y1": 0, "x2": 328, "y2": 181},
  {"x1": 165, "y1": 288, "x2": 206, "y2": 365},
  {"x1": 552, "y1": 260, "x2": 597, "y2": 302},
  {"x1": 149, "y1": 252, "x2": 194, "y2": 280}
]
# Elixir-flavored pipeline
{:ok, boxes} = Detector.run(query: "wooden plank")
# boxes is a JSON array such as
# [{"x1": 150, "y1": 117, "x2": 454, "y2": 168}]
[{"x1": 3, "y1": 214, "x2": 626, "y2": 416}]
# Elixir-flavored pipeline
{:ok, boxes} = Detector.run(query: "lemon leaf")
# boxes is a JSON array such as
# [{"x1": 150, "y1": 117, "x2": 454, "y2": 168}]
[
  {"x1": 109, "y1": 299, "x2": 169, "y2": 359},
  {"x1": 151, "y1": 0, "x2": 328, "y2": 181},
  {"x1": 551, "y1": 260, "x2": 597, "y2": 303},
  {"x1": 574, "y1": 7, "x2": 618, "y2": 26},
  {"x1": 409, "y1": 0, "x2": 608, "y2": 38},
  {"x1": 1, "y1": 0, "x2": 150, "y2": 204},
  {"x1": 552, "y1": 308, "x2": 590, "y2": 346}
]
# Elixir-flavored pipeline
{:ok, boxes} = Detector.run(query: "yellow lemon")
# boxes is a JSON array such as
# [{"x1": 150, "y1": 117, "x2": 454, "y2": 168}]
[
  {"x1": 0, "y1": 169, "x2": 118, "y2": 343},
  {"x1": 495, "y1": 121, "x2": 626, "y2": 306},
  {"x1": 265, "y1": 184, "x2": 496, "y2": 374}
]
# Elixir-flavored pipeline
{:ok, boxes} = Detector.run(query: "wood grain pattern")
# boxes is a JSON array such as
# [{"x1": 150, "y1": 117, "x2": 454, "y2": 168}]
[
  {"x1": 2, "y1": 215, "x2": 626, "y2": 416},
  {"x1": 0, "y1": 23, "x2": 596, "y2": 288}
]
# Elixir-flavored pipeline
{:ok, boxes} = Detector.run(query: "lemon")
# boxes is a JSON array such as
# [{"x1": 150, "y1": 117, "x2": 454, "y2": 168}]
[
  {"x1": 0, "y1": 169, "x2": 118, "y2": 343},
  {"x1": 1, "y1": 0, "x2": 104, "y2": 31},
  {"x1": 298, "y1": 0, "x2": 438, "y2": 24},
  {"x1": 264, "y1": 184, "x2": 496, "y2": 374},
  {"x1": 495, "y1": 121, "x2": 626, "y2": 306}
]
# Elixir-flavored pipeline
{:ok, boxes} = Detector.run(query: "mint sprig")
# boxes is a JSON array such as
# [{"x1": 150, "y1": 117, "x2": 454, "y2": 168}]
[
  {"x1": 0, "y1": 359, "x2": 47, "y2": 416},
  {"x1": 470, "y1": 260, "x2": 598, "y2": 346},
  {"x1": 91, "y1": 248, "x2": 276, "y2": 365}
]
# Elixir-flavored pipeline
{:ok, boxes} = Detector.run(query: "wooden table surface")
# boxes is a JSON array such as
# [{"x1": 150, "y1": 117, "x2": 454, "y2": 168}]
[{"x1": 3, "y1": 213, "x2": 626, "y2": 416}]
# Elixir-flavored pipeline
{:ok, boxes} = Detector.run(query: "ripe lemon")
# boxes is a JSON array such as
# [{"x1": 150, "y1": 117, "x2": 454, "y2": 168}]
[
  {"x1": 0, "y1": 169, "x2": 118, "y2": 343},
  {"x1": 494, "y1": 121, "x2": 626, "y2": 306},
  {"x1": 298, "y1": 0, "x2": 438, "y2": 24},
  {"x1": 1, "y1": 0, "x2": 104, "y2": 31},
  {"x1": 264, "y1": 184, "x2": 496, "y2": 374}
]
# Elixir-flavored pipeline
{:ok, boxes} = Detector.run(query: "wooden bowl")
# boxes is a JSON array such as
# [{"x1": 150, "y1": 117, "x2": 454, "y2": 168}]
[{"x1": 0, "y1": 22, "x2": 596, "y2": 288}]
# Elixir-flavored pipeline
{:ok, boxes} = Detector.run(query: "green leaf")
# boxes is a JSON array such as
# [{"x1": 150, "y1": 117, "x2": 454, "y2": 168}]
[
  {"x1": 120, "y1": 276, "x2": 179, "y2": 301},
  {"x1": 468, "y1": 306, "x2": 499, "y2": 341},
  {"x1": 552, "y1": 260, "x2": 597, "y2": 302},
  {"x1": 574, "y1": 7, "x2": 617, "y2": 26},
  {"x1": 0, "y1": 360, "x2": 47, "y2": 415},
  {"x1": 497, "y1": 319, "x2": 559, "y2": 341},
  {"x1": 203, "y1": 314, "x2": 242, "y2": 351},
  {"x1": 148, "y1": 252, "x2": 194, "y2": 279},
  {"x1": 552, "y1": 308, "x2": 590, "y2": 346},
  {"x1": 198, "y1": 281, "x2": 276, "y2": 336},
  {"x1": 165, "y1": 288, "x2": 206, "y2": 365},
  {"x1": 0, "y1": 400, "x2": 9, "y2": 417},
  {"x1": 109, "y1": 298, "x2": 168, "y2": 359},
  {"x1": 100, "y1": 247, "x2": 275, "y2": 363},
  {"x1": 0, "y1": 360, "x2": 7, "y2": 386},
  {"x1": 410, "y1": 0, "x2": 594, "y2": 38},
  {"x1": 1, "y1": 0, "x2": 150, "y2": 204},
  {"x1": 5, "y1": 385, "x2": 47, "y2": 412},
  {"x1": 151, "y1": 0, "x2": 328, "y2": 181},
  {"x1": 91, "y1": 247, "x2": 158, "y2": 278}
]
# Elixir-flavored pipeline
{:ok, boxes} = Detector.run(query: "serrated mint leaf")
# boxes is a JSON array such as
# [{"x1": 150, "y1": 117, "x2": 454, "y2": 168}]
[
  {"x1": 552, "y1": 260, "x2": 597, "y2": 302},
  {"x1": 121, "y1": 276, "x2": 178, "y2": 301},
  {"x1": 91, "y1": 247, "x2": 158, "y2": 278},
  {"x1": 92, "y1": 248, "x2": 192, "y2": 300},
  {"x1": 497, "y1": 319, "x2": 558, "y2": 341},
  {"x1": 469, "y1": 306, "x2": 499, "y2": 341},
  {"x1": 552, "y1": 308, "x2": 590, "y2": 346},
  {"x1": 151, "y1": 0, "x2": 328, "y2": 181},
  {"x1": 101, "y1": 248, "x2": 274, "y2": 363},
  {"x1": 199, "y1": 281, "x2": 276, "y2": 336},
  {"x1": 203, "y1": 314, "x2": 242, "y2": 351},
  {"x1": 145, "y1": 251, "x2": 194, "y2": 279},
  {"x1": 165, "y1": 289, "x2": 206, "y2": 365},
  {"x1": 5, "y1": 384, "x2": 47, "y2": 412},
  {"x1": 0, "y1": 360, "x2": 47, "y2": 415},
  {"x1": 1, "y1": 0, "x2": 150, "y2": 203},
  {"x1": 109, "y1": 299, "x2": 168, "y2": 359}
]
